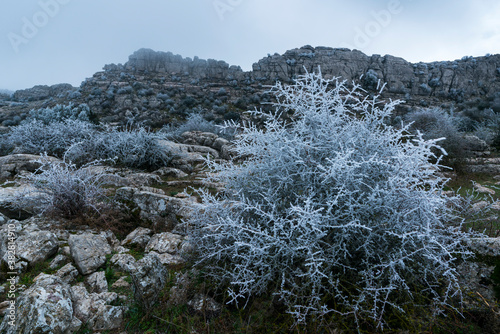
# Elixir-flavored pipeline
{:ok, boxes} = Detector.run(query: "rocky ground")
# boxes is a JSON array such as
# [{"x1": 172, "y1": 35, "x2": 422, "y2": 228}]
[
  {"x1": 0, "y1": 130, "x2": 499, "y2": 333},
  {"x1": 0, "y1": 131, "x2": 232, "y2": 333}
]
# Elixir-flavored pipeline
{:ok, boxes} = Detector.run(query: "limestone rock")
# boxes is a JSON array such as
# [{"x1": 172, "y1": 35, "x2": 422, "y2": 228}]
[
  {"x1": 109, "y1": 253, "x2": 136, "y2": 274},
  {"x1": 167, "y1": 271, "x2": 194, "y2": 307},
  {"x1": 121, "y1": 227, "x2": 154, "y2": 250},
  {"x1": 153, "y1": 167, "x2": 188, "y2": 178},
  {"x1": 468, "y1": 237, "x2": 500, "y2": 256},
  {"x1": 457, "y1": 261, "x2": 496, "y2": 308},
  {"x1": 0, "y1": 154, "x2": 60, "y2": 179},
  {"x1": 0, "y1": 183, "x2": 45, "y2": 217},
  {"x1": 86, "y1": 271, "x2": 108, "y2": 293},
  {"x1": 130, "y1": 252, "x2": 168, "y2": 309},
  {"x1": 0, "y1": 301, "x2": 10, "y2": 316},
  {"x1": 69, "y1": 233, "x2": 112, "y2": 275},
  {"x1": 12, "y1": 84, "x2": 76, "y2": 102},
  {"x1": 0, "y1": 221, "x2": 58, "y2": 271},
  {"x1": 71, "y1": 285, "x2": 125, "y2": 331},
  {"x1": 473, "y1": 183, "x2": 495, "y2": 195},
  {"x1": 100, "y1": 230, "x2": 121, "y2": 249},
  {"x1": 16, "y1": 230, "x2": 58, "y2": 265},
  {"x1": 145, "y1": 232, "x2": 184, "y2": 254},
  {"x1": 111, "y1": 276, "x2": 131, "y2": 289},
  {"x1": 115, "y1": 186, "x2": 188, "y2": 230},
  {"x1": 55, "y1": 263, "x2": 79, "y2": 285},
  {"x1": 187, "y1": 294, "x2": 222, "y2": 319},
  {"x1": 0, "y1": 274, "x2": 79, "y2": 334},
  {"x1": 463, "y1": 135, "x2": 490, "y2": 153},
  {"x1": 149, "y1": 250, "x2": 185, "y2": 266}
]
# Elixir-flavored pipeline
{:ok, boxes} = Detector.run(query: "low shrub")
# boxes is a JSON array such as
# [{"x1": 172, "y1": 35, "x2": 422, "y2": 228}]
[
  {"x1": 65, "y1": 124, "x2": 173, "y2": 170},
  {"x1": 19, "y1": 155, "x2": 110, "y2": 218},
  {"x1": 25, "y1": 103, "x2": 95, "y2": 124},
  {"x1": 7, "y1": 119, "x2": 95, "y2": 157},
  {"x1": 162, "y1": 113, "x2": 236, "y2": 140},
  {"x1": 404, "y1": 108, "x2": 470, "y2": 173}
]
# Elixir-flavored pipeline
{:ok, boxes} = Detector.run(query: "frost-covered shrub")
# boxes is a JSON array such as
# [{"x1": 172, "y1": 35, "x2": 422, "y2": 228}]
[
  {"x1": 19, "y1": 155, "x2": 109, "y2": 218},
  {"x1": 162, "y1": 113, "x2": 236, "y2": 140},
  {"x1": 65, "y1": 125, "x2": 172, "y2": 170},
  {"x1": 7, "y1": 119, "x2": 95, "y2": 157},
  {"x1": 25, "y1": 103, "x2": 94, "y2": 124},
  {"x1": 404, "y1": 108, "x2": 469, "y2": 172},
  {"x1": 188, "y1": 72, "x2": 477, "y2": 329}
]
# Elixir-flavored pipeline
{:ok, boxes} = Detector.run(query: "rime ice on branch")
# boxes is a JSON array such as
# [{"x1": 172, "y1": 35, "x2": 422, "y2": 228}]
[{"x1": 188, "y1": 70, "x2": 480, "y2": 329}]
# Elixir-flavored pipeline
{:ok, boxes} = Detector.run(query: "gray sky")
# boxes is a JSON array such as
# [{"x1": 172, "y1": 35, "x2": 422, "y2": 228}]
[{"x1": 1, "y1": 0, "x2": 499, "y2": 90}]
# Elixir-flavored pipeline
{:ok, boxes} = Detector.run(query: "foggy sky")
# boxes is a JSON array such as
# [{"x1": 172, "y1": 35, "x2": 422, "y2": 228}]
[{"x1": 1, "y1": 0, "x2": 499, "y2": 91}]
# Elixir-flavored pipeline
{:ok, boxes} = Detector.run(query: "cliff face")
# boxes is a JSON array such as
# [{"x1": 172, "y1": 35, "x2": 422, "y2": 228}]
[
  {"x1": 252, "y1": 46, "x2": 500, "y2": 102},
  {"x1": 2, "y1": 46, "x2": 499, "y2": 127},
  {"x1": 124, "y1": 46, "x2": 500, "y2": 106}
]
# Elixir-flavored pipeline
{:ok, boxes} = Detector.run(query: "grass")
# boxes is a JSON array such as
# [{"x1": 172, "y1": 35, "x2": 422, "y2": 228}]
[{"x1": 443, "y1": 172, "x2": 500, "y2": 237}]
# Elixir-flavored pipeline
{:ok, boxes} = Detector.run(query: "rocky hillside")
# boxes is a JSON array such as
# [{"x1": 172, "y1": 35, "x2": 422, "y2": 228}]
[{"x1": 1, "y1": 46, "x2": 499, "y2": 127}]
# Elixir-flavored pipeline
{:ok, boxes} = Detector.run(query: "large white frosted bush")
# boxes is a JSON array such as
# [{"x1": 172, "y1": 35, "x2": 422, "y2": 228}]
[{"x1": 188, "y1": 72, "x2": 477, "y2": 328}]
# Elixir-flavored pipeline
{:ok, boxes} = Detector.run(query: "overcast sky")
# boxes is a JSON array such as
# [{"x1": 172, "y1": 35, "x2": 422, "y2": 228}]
[{"x1": 1, "y1": 0, "x2": 499, "y2": 91}]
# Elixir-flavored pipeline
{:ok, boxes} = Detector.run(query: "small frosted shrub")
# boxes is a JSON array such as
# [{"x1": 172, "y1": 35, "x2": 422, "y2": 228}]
[
  {"x1": 163, "y1": 113, "x2": 236, "y2": 140},
  {"x1": 19, "y1": 155, "x2": 109, "y2": 218},
  {"x1": 7, "y1": 119, "x2": 95, "y2": 157},
  {"x1": 25, "y1": 103, "x2": 94, "y2": 124},
  {"x1": 188, "y1": 72, "x2": 478, "y2": 329},
  {"x1": 65, "y1": 125, "x2": 172, "y2": 170},
  {"x1": 404, "y1": 108, "x2": 469, "y2": 172}
]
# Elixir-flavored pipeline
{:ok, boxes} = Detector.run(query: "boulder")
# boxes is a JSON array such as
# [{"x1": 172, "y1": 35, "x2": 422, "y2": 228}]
[
  {"x1": 153, "y1": 167, "x2": 188, "y2": 179},
  {"x1": 71, "y1": 285, "x2": 125, "y2": 331},
  {"x1": 109, "y1": 253, "x2": 136, "y2": 274},
  {"x1": 0, "y1": 221, "x2": 58, "y2": 271},
  {"x1": 473, "y1": 183, "x2": 496, "y2": 195},
  {"x1": 16, "y1": 230, "x2": 58, "y2": 265},
  {"x1": 0, "y1": 183, "x2": 44, "y2": 218},
  {"x1": 145, "y1": 232, "x2": 185, "y2": 254},
  {"x1": 0, "y1": 154, "x2": 60, "y2": 179},
  {"x1": 121, "y1": 227, "x2": 154, "y2": 250},
  {"x1": 130, "y1": 252, "x2": 168, "y2": 309},
  {"x1": 468, "y1": 237, "x2": 500, "y2": 257},
  {"x1": 55, "y1": 263, "x2": 79, "y2": 285},
  {"x1": 69, "y1": 233, "x2": 112, "y2": 275},
  {"x1": 86, "y1": 271, "x2": 108, "y2": 293},
  {"x1": 115, "y1": 187, "x2": 188, "y2": 230},
  {"x1": 0, "y1": 274, "x2": 81, "y2": 334},
  {"x1": 149, "y1": 250, "x2": 185, "y2": 266}
]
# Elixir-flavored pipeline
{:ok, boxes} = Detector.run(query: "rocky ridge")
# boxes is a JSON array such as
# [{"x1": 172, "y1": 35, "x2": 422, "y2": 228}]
[{"x1": 1, "y1": 46, "x2": 499, "y2": 126}]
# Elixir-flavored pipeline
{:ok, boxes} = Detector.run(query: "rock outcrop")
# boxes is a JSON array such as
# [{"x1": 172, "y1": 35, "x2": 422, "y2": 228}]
[
  {"x1": 12, "y1": 84, "x2": 77, "y2": 102},
  {"x1": 3, "y1": 46, "x2": 498, "y2": 127}
]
